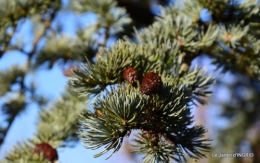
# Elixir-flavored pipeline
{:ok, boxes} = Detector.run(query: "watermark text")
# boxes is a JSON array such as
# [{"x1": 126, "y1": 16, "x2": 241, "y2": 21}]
[{"x1": 211, "y1": 153, "x2": 254, "y2": 158}]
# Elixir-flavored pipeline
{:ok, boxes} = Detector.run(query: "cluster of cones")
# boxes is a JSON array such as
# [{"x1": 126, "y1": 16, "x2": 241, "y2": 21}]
[{"x1": 123, "y1": 67, "x2": 162, "y2": 95}]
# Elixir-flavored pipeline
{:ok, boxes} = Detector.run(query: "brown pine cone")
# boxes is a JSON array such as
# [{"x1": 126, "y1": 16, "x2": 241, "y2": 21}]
[
  {"x1": 141, "y1": 72, "x2": 162, "y2": 95},
  {"x1": 33, "y1": 142, "x2": 58, "y2": 163},
  {"x1": 123, "y1": 67, "x2": 139, "y2": 84}
]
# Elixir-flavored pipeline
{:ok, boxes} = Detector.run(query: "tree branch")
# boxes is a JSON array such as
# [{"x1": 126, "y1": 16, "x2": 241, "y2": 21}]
[
  {"x1": 0, "y1": 25, "x2": 18, "y2": 58},
  {"x1": 0, "y1": 10, "x2": 58, "y2": 150}
]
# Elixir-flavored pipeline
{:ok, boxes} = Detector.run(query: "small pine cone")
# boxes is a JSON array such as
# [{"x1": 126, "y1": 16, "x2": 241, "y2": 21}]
[
  {"x1": 123, "y1": 67, "x2": 139, "y2": 84},
  {"x1": 33, "y1": 142, "x2": 58, "y2": 163},
  {"x1": 141, "y1": 72, "x2": 162, "y2": 95}
]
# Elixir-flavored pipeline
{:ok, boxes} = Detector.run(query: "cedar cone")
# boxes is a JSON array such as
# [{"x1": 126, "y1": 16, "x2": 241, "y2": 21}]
[
  {"x1": 123, "y1": 67, "x2": 139, "y2": 84},
  {"x1": 141, "y1": 72, "x2": 162, "y2": 95},
  {"x1": 33, "y1": 142, "x2": 58, "y2": 163}
]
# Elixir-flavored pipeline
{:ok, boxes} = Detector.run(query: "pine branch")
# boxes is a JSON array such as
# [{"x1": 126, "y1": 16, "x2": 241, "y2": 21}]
[
  {"x1": 0, "y1": 94, "x2": 27, "y2": 149},
  {"x1": 27, "y1": 7, "x2": 59, "y2": 70},
  {"x1": 4, "y1": 0, "x2": 260, "y2": 163},
  {"x1": 3, "y1": 142, "x2": 50, "y2": 163},
  {"x1": 2, "y1": 88, "x2": 85, "y2": 162},
  {"x1": 0, "y1": 0, "x2": 61, "y2": 150},
  {"x1": 76, "y1": 67, "x2": 214, "y2": 161},
  {"x1": 35, "y1": 88, "x2": 85, "y2": 146},
  {"x1": 70, "y1": 1, "x2": 220, "y2": 162},
  {"x1": 0, "y1": 24, "x2": 17, "y2": 58},
  {"x1": 69, "y1": 41, "x2": 141, "y2": 95},
  {"x1": 0, "y1": 66, "x2": 26, "y2": 149}
]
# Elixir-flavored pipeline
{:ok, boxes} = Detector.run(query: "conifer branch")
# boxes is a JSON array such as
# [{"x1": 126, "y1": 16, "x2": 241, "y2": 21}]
[
  {"x1": 3, "y1": 0, "x2": 260, "y2": 163},
  {"x1": 0, "y1": 24, "x2": 17, "y2": 58},
  {"x1": 0, "y1": 66, "x2": 26, "y2": 148},
  {"x1": 0, "y1": 0, "x2": 61, "y2": 150},
  {"x1": 26, "y1": 9, "x2": 58, "y2": 69}
]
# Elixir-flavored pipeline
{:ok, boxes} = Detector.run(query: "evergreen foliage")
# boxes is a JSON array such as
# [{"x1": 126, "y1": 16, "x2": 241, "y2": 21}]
[{"x1": 0, "y1": 0, "x2": 260, "y2": 163}]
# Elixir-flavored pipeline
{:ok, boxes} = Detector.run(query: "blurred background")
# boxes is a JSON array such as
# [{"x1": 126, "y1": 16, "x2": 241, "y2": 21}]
[{"x1": 0, "y1": 0, "x2": 259, "y2": 163}]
